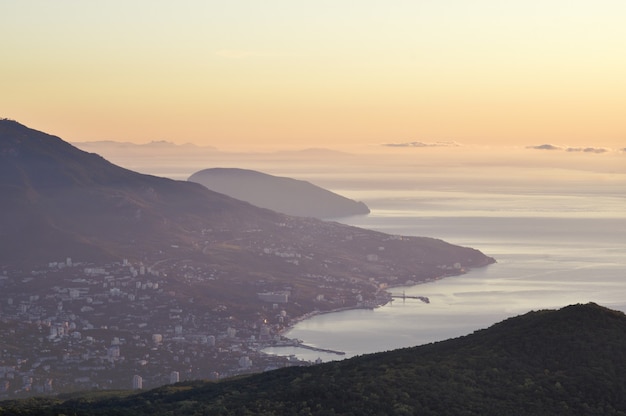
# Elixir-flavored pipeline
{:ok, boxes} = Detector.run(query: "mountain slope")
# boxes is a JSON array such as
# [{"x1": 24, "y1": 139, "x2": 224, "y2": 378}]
[
  {"x1": 3, "y1": 303, "x2": 625, "y2": 415},
  {"x1": 0, "y1": 120, "x2": 268, "y2": 265},
  {"x1": 188, "y1": 167, "x2": 370, "y2": 218},
  {"x1": 0, "y1": 120, "x2": 493, "y2": 314}
]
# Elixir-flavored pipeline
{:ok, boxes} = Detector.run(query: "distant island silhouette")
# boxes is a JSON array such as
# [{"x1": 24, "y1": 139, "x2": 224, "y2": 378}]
[{"x1": 189, "y1": 167, "x2": 370, "y2": 219}]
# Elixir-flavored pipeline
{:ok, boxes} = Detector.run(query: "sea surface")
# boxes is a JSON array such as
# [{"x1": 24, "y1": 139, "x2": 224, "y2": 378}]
[{"x1": 263, "y1": 190, "x2": 626, "y2": 362}]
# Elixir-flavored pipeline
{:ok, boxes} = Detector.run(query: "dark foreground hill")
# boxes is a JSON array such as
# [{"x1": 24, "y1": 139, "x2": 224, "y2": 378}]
[
  {"x1": 188, "y1": 167, "x2": 370, "y2": 218},
  {"x1": 2, "y1": 303, "x2": 625, "y2": 416}
]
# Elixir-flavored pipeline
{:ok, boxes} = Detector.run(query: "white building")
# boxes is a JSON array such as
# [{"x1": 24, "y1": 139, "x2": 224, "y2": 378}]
[
  {"x1": 132, "y1": 375, "x2": 143, "y2": 390},
  {"x1": 238, "y1": 356, "x2": 252, "y2": 369},
  {"x1": 257, "y1": 291, "x2": 290, "y2": 303},
  {"x1": 170, "y1": 371, "x2": 180, "y2": 384}
]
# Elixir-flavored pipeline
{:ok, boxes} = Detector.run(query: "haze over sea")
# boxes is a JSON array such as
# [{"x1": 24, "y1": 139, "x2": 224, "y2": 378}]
[
  {"x1": 72, "y1": 142, "x2": 625, "y2": 363},
  {"x1": 264, "y1": 181, "x2": 626, "y2": 362}
]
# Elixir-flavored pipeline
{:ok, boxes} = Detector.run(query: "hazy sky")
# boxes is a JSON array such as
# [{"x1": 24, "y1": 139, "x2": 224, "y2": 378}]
[{"x1": 2, "y1": 1, "x2": 625, "y2": 151}]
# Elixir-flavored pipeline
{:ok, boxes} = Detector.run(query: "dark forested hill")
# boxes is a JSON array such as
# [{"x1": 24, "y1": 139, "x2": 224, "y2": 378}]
[
  {"x1": 2, "y1": 303, "x2": 626, "y2": 416},
  {"x1": 188, "y1": 167, "x2": 370, "y2": 218}
]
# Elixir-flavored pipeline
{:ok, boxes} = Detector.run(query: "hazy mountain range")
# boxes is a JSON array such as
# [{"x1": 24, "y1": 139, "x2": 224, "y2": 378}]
[
  {"x1": 1, "y1": 119, "x2": 258, "y2": 266},
  {"x1": 0, "y1": 118, "x2": 490, "y2": 266},
  {"x1": 0, "y1": 119, "x2": 493, "y2": 311},
  {"x1": 189, "y1": 168, "x2": 370, "y2": 218},
  {"x1": 72, "y1": 140, "x2": 217, "y2": 151}
]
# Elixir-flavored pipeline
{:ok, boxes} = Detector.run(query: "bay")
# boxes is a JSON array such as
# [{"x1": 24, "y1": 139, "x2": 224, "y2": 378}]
[{"x1": 263, "y1": 190, "x2": 626, "y2": 362}]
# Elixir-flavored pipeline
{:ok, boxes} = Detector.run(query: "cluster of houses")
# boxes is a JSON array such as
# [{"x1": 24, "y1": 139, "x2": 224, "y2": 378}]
[{"x1": 0, "y1": 259, "x2": 308, "y2": 399}]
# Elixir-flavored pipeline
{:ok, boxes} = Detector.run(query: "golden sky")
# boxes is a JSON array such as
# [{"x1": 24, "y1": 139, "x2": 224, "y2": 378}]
[{"x1": 2, "y1": 1, "x2": 625, "y2": 151}]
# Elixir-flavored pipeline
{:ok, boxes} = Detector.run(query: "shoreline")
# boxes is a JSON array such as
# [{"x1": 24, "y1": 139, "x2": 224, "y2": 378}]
[{"x1": 262, "y1": 266, "x2": 494, "y2": 360}]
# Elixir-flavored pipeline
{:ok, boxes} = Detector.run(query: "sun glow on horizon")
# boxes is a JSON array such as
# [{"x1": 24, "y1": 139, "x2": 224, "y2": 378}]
[{"x1": 2, "y1": 1, "x2": 625, "y2": 151}]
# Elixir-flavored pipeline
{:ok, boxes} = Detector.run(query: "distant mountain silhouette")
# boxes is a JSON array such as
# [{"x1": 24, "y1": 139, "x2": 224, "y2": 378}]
[
  {"x1": 5, "y1": 303, "x2": 626, "y2": 415},
  {"x1": 189, "y1": 168, "x2": 370, "y2": 218},
  {"x1": 73, "y1": 139, "x2": 215, "y2": 151},
  {"x1": 0, "y1": 120, "x2": 493, "y2": 286}
]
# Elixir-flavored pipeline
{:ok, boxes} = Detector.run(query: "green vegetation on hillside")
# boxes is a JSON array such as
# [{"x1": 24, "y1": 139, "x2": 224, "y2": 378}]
[{"x1": 2, "y1": 303, "x2": 626, "y2": 415}]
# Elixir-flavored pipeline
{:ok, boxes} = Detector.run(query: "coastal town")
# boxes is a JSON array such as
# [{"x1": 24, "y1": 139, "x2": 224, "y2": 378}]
[
  {"x1": 0, "y1": 120, "x2": 496, "y2": 400},
  {"x1": 0, "y1": 208, "x2": 489, "y2": 401},
  {"x1": 0, "y1": 212, "x2": 488, "y2": 401},
  {"x1": 0, "y1": 255, "x2": 396, "y2": 399}
]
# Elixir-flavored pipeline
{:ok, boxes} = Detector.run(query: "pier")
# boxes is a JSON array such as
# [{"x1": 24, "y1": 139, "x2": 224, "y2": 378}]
[
  {"x1": 271, "y1": 339, "x2": 346, "y2": 356},
  {"x1": 296, "y1": 343, "x2": 346, "y2": 356},
  {"x1": 391, "y1": 292, "x2": 430, "y2": 303}
]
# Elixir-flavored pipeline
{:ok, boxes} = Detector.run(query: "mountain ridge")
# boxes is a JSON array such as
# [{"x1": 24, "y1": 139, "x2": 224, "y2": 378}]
[
  {"x1": 0, "y1": 119, "x2": 493, "y2": 316},
  {"x1": 188, "y1": 167, "x2": 370, "y2": 218},
  {"x1": 0, "y1": 119, "x2": 263, "y2": 265}
]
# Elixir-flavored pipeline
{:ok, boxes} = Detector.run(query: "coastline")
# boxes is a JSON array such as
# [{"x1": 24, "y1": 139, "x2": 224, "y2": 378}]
[{"x1": 264, "y1": 265, "x2": 494, "y2": 360}]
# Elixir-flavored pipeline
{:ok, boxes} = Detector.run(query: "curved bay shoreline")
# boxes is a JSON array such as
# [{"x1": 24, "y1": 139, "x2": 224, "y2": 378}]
[{"x1": 261, "y1": 266, "x2": 493, "y2": 360}]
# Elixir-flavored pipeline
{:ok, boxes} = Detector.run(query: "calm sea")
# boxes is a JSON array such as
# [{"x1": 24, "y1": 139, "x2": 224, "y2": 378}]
[{"x1": 263, "y1": 189, "x2": 626, "y2": 362}]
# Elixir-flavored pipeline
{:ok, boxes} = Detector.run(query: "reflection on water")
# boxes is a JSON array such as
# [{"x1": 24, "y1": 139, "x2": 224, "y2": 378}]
[{"x1": 263, "y1": 194, "x2": 626, "y2": 362}]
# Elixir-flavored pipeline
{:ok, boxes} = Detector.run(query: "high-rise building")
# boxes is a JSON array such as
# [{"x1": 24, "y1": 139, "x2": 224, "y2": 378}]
[
  {"x1": 170, "y1": 371, "x2": 180, "y2": 384},
  {"x1": 132, "y1": 375, "x2": 143, "y2": 390}
]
